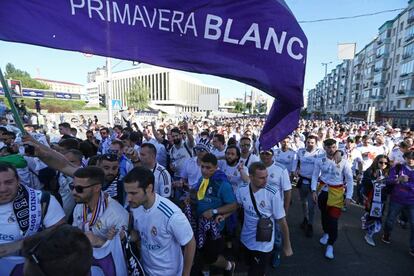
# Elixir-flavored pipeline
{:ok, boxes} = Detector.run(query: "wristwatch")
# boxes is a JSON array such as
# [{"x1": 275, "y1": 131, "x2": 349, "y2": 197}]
[{"x1": 212, "y1": 209, "x2": 218, "y2": 216}]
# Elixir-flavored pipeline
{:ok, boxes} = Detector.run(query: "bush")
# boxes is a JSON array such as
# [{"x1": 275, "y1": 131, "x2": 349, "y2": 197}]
[{"x1": 0, "y1": 97, "x2": 87, "y2": 113}]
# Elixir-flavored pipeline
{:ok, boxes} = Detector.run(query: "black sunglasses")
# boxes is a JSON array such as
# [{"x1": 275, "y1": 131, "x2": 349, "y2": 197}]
[
  {"x1": 69, "y1": 182, "x2": 101, "y2": 193},
  {"x1": 378, "y1": 161, "x2": 388, "y2": 165}
]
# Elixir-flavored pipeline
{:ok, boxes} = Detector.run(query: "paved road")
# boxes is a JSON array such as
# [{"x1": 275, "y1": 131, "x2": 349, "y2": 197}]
[{"x1": 227, "y1": 189, "x2": 413, "y2": 276}]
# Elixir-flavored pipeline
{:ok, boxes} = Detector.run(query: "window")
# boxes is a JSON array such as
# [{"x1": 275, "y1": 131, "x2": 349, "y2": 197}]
[
  {"x1": 400, "y1": 22, "x2": 404, "y2": 31},
  {"x1": 406, "y1": 25, "x2": 414, "y2": 41},
  {"x1": 397, "y1": 100, "x2": 401, "y2": 108},
  {"x1": 399, "y1": 38, "x2": 402, "y2": 47},
  {"x1": 398, "y1": 78, "x2": 412, "y2": 91},
  {"x1": 396, "y1": 54, "x2": 400, "y2": 63},
  {"x1": 403, "y1": 42, "x2": 414, "y2": 59},
  {"x1": 400, "y1": 60, "x2": 414, "y2": 75},
  {"x1": 376, "y1": 45, "x2": 386, "y2": 57},
  {"x1": 405, "y1": 99, "x2": 412, "y2": 108}
]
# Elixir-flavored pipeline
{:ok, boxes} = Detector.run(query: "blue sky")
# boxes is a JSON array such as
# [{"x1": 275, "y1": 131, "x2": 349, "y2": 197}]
[{"x1": 0, "y1": 0, "x2": 408, "y2": 100}]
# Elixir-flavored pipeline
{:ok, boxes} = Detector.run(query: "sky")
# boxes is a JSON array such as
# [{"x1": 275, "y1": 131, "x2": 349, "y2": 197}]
[{"x1": 0, "y1": 0, "x2": 408, "y2": 101}]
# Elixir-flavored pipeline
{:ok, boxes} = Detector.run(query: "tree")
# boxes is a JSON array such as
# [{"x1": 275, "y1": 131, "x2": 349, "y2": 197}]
[
  {"x1": 4, "y1": 63, "x2": 50, "y2": 89},
  {"x1": 230, "y1": 100, "x2": 246, "y2": 113},
  {"x1": 126, "y1": 80, "x2": 150, "y2": 110}
]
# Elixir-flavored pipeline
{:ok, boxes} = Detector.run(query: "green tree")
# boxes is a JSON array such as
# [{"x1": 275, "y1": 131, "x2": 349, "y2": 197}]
[
  {"x1": 126, "y1": 80, "x2": 150, "y2": 110},
  {"x1": 245, "y1": 102, "x2": 252, "y2": 114},
  {"x1": 4, "y1": 63, "x2": 50, "y2": 89},
  {"x1": 230, "y1": 101, "x2": 246, "y2": 113}
]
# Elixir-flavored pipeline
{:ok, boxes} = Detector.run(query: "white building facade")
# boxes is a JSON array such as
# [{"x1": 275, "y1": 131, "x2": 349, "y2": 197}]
[{"x1": 87, "y1": 65, "x2": 220, "y2": 114}]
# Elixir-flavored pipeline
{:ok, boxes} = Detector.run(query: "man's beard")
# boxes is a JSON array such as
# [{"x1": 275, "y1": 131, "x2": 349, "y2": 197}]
[
  {"x1": 226, "y1": 158, "x2": 238, "y2": 166},
  {"x1": 174, "y1": 139, "x2": 181, "y2": 145}
]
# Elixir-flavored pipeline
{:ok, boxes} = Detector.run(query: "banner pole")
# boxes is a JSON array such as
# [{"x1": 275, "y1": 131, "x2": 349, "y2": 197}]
[{"x1": 0, "y1": 68, "x2": 26, "y2": 133}]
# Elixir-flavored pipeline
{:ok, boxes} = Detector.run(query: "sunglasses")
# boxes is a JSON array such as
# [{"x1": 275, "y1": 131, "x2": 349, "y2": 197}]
[
  {"x1": 69, "y1": 182, "x2": 101, "y2": 193},
  {"x1": 378, "y1": 161, "x2": 388, "y2": 165}
]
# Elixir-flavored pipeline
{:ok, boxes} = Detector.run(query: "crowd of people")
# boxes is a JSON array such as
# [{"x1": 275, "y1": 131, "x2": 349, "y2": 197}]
[{"x1": 0, "y1": 107, "x2": 413, "y2": 275}]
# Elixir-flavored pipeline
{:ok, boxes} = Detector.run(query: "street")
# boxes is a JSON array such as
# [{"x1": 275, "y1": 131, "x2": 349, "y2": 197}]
[{"x1": 263, "y1": 190, "x2": 414, "y2": 276}]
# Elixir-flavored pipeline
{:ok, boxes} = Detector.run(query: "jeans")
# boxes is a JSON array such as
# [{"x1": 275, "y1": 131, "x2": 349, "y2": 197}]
[
  {"x1": 272, "y1": 222, "x2": 282, "y2": 267},
  {"x1": 299, "y1": 184, "x2": 315, "y2": 224},
  {"x1": 384, "y1": 201, "x2": 414, "y2": 250}
]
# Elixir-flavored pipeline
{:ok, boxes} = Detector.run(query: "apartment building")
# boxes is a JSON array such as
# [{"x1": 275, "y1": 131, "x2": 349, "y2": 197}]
[{"x1": 308, "y1": 0, "x2": 414, "y2": 126}]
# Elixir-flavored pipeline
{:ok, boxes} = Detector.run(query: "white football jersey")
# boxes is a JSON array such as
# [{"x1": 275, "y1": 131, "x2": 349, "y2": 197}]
[{"x1": 132, "y1": 194, "x2": 193, "y2": 276}]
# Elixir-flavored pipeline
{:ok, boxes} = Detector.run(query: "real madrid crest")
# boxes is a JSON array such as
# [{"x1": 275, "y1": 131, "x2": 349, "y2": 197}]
[
  {"x1": 208, "y1": 187, "x2": 213, "y2": 194},
  {"x1": 259, "y1": 201, "x2": 266, "y2": 208},
  {"x1": 151, "y1": 226, "x2": 157, "y2": 237},
  {"x1": 270, "y1": 173, "x2": 274, "y2": 178}
]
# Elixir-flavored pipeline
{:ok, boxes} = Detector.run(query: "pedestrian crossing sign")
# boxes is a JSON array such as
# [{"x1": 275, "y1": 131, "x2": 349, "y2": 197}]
[{"x1": 112, "y1": 99, "x2": 122, "y2": 110}]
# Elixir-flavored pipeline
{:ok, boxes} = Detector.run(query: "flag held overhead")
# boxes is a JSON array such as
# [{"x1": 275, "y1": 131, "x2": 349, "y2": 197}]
[{"x1": 0, "y1": 0, "x2": 307, "y2": 149}]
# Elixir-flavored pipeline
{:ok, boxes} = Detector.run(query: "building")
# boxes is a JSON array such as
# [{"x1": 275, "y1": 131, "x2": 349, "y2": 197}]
[
  {"x1": 308, "y1": 0, "x2": 414, "y2": 126},
  {"x1": 34, "y1": 78, "x2": 84, "y2": 94},
  {"x1": 87, "y1": 65, "x2": 220, "y2": 114}
]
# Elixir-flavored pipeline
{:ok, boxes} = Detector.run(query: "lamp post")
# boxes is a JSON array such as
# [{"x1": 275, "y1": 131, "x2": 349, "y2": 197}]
[{"x1": 106, "y1": 57, "x2": 113, "y2": 126}]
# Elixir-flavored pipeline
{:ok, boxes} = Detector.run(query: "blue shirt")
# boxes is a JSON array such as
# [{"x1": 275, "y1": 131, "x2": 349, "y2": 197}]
[{"x1": 196, "y1": 170, "x2": 236, "y2": 223}]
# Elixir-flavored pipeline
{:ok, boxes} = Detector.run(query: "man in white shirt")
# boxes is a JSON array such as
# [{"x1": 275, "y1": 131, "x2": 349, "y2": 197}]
[
  {"x1": 295, "y1": 135, "x2": 324, "y2": 237},
  {"x1": 311, "y1": 139, "x2": 353, "y2": 260},
  {"x1": 274, "y1": 137, "x2": 297, "y2": 180},
  {"x1": 259, "y1": 148, "x2": 292, "y2": 267},
  {"x1": 0, "y1": 163, "x2": 65, "y2": 257},
  {"x1": 260, "y1": 149, "x2": 292, "y2": 213},
  {"x1": 219, "y1": 145, "x2": 249, "y2": 192},
  {"x1": 389, "y1": 141, "x2": 409, "y2": 165},
  {"x1": 357, "y1": 135, "x2": 377, "y2": 172},
  {"x1": 239, "y1": 137, "x2": 260, "y2": 168},
  {"x1": 180, "y1": 140, "x2": 210, "y2": 189},
  {"x1": 235, "y1": 162, "x2": 292, "y2": 276},
  {"x1": 169, "y1": 127, "x2": 194, "y2": 180},
  {"x1": 71, "y1": 167, "x2": 128, "y2": 246},
  {"x1": 139, "y1": 143, "x2": 172, "y2": 198},
  {"x1": 124, "y1": 167, "x2": 196, "y2": 276},
  {"x1": 211, "y1": 134, "x2": 227, "y2": 160}
]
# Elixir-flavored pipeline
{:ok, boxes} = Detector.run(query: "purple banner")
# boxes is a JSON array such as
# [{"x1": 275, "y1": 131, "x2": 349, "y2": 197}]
[{"x1": 0, "y1": 0, "x2": 307, "y2": 148}]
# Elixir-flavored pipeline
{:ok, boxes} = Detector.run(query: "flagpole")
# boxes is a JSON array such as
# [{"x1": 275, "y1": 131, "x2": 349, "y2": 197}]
[{"x1": 0, "y1": 68, "x2": 25, "y2": 133}]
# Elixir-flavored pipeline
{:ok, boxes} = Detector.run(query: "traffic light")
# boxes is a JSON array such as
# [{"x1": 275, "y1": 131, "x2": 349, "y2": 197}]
[{"x1": 99, "y1": 93, "x2": 106, "y2": 107}]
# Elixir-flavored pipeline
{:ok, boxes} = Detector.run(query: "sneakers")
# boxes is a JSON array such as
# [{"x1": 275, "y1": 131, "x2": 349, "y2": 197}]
[
  {"x1": 325, "y1": 245, "x2": 334, "y2": 259},
  {"x1": 305, "y1": 224, "x2": 313, "y2": 238},
  {"x1": 319, "y1": 233, "x2": 329, "y2": 245},
  {"x1": 364, "y1": 234, "x2": 376, "y2": 246},
  {"x1": 381, "y1": 233, "x2": 391, "y2": 244}
]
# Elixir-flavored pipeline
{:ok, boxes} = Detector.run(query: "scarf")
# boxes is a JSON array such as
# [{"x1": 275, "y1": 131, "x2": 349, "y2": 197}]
[
  {"x1": 196, "y1": 170, "x2": 229, "y2": 200},
  {"x1": 196, "y1": 217, "x2": 221, "y2": 249},
  {"x1": 13, "y1": 185, "x2": 42, "y2": 237},
  {"x1": 197, "y1": 178, "x2": 209, "y2": 200},
  {"x1": 370, "y1": 180, "x2": 384, "y2": 218},
  {"x1": 82, "y1": 192, "x2": 108, "y2": 231}
]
